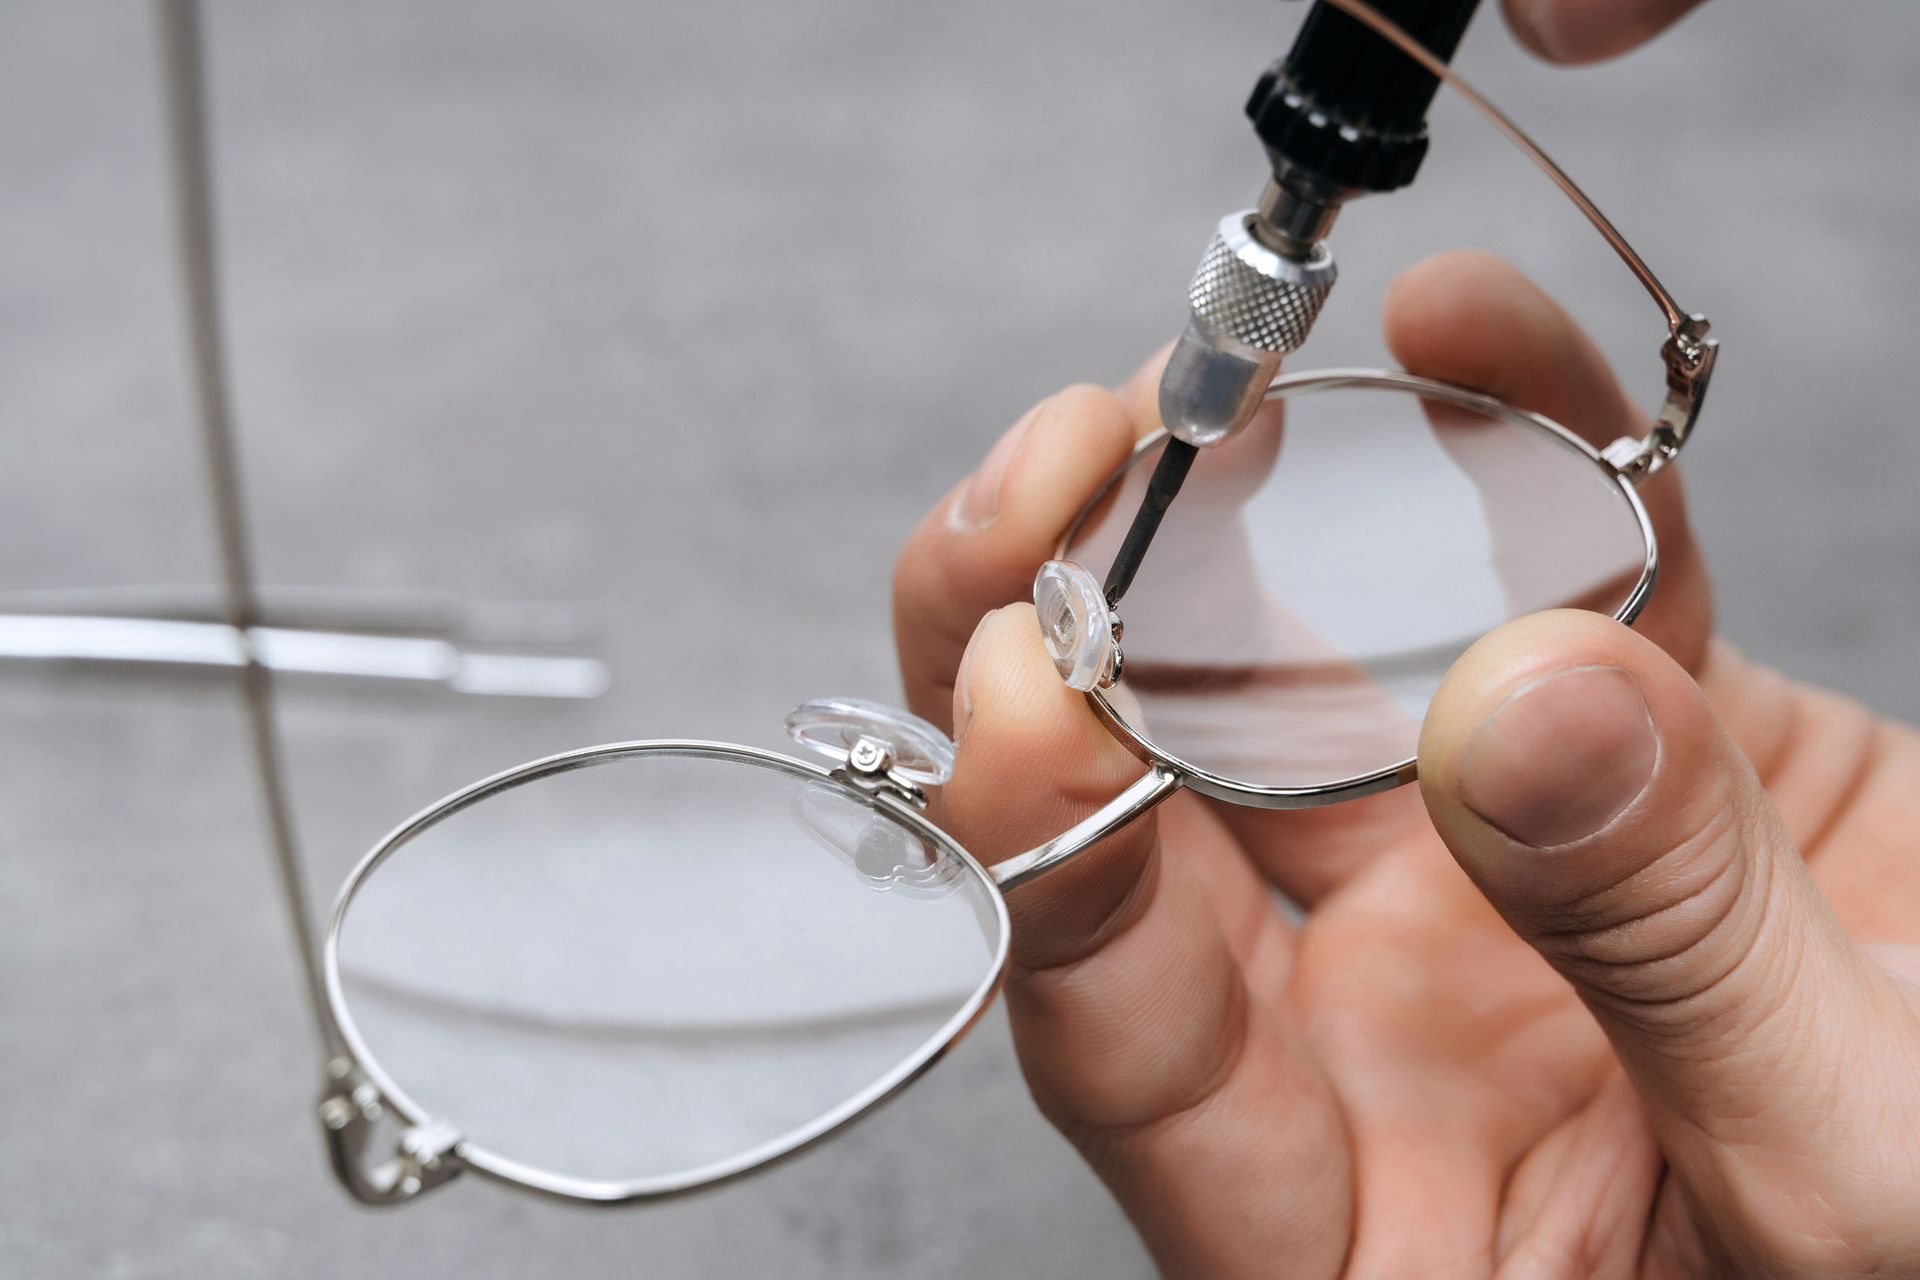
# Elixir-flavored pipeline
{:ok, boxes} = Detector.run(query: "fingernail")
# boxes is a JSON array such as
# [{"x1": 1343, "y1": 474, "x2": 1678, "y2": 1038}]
[
  {"x1": 953, "y1": 608, "x2": 998, "y2": 741},
  {"x1": 949, "y1": 401, "x2": 1045, "y2": 532},
  {"x1": 1460, "y1": 666, "x2": 1657, "y2": 847}
]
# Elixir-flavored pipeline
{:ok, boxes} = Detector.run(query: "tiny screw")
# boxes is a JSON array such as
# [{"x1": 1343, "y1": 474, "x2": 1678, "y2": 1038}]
[
  {"x1": 318, "y1": 1096, "x2": 355, "y2": 1130},
  {"x1": 849, "y1": 737, "x2": 891, "y2": 775}
]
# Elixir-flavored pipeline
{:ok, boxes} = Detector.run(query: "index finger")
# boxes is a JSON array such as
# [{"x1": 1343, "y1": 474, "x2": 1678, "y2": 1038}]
[{"x1": 892, "y1": 384, "x2": 1141, "y2": 731}]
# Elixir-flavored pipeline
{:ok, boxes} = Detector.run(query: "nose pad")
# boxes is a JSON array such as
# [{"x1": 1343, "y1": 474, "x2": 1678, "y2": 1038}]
[
  {"x1": 791, "y1": 784, "x2": 963, "y2": 900},
  {"x1": 1033, "y1": 560, "x2": 1120, "y2": 692},
  {"x1": 785, "y1": 697, "x2": 955, "y2": 788}
]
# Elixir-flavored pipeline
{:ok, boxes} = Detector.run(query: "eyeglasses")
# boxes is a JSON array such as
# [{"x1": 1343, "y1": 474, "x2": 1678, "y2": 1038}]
[
  {"x1": 312, "y1": 0, "x2": 1715, "y2": 1208},
  {"x1": 1032, "y1": 0, "x2": 1715, "y2": 808}
]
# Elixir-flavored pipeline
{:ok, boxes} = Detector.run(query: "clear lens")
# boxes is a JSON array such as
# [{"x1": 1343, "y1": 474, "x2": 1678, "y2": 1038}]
[
  {"x1": 331, "y1": 748, "x2": 1005, "y2": 1193},
  {"x1": 1063, "y1": 377, "x2": 1652, "y2": 795}
]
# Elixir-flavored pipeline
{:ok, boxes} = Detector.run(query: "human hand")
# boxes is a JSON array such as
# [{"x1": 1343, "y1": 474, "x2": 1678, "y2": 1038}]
[
  {"x1": 1503, "y1": 0, "x2": 1708, "y2": 65},
  {"x1": 892, "y1": 251, "x2": 1920, "y2": 1277}
]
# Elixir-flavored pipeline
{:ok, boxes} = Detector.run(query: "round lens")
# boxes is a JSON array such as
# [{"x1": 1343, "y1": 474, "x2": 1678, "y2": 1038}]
[
  {"x1": 1062, "y1": 374, "x2": 1654, "y2": 799},
  {"x1": 328, "y1": 747, "x2": 1007, "y2": 1196}
]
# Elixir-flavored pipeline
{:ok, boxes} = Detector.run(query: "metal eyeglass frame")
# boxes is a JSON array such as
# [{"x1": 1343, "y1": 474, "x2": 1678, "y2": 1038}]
[
  {"x1": 148, "y1": 0, "x2": 1716, "y2": 1213},
  {"x1": 1041, "y1": 0, "x2": 1718, "y2": 811},
  {"x1": 1322, "y1": 0, "x2": 1720, "y2": 485},
  {"x1": 315, "y1": 692, "x2": 1200, "y2": 1206},
  {"x1": 1052, "y1": 370, "x2": 1661, "y2": 809},
  {"x1": 319, "y1": 0, "x2": 1717, "y2": 1209}
]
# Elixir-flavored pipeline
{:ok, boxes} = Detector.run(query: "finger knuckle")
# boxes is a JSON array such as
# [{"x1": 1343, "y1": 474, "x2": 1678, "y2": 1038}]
[{"x1": 1532, "y1": 795, "x2": 1776, "y2": 1026}]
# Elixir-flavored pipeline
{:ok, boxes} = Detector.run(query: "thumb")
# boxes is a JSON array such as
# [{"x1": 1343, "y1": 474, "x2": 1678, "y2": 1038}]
[{"x1": 1420, "y1": 610, "x2": 1920, "y2": 1265}]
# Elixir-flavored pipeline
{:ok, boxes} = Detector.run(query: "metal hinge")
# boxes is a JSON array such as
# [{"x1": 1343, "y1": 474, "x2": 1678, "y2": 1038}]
[
  {"x1": 318, "y1": 1061, "x2": 464, "y2": 1206},
  {"x1": 1604, "y1": 315, "x2": 1718, "y2": 481}
]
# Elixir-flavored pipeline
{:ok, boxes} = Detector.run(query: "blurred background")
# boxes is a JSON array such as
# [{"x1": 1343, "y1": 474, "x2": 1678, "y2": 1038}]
[{"x1": 3, "y1": 2, "x2": 1916, "y2": 1275}]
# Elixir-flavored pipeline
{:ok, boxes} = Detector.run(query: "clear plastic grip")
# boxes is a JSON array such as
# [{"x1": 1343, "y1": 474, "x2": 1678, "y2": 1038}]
[{"x1": 784, "y1": 697, "x2": 956, "y2": 787}]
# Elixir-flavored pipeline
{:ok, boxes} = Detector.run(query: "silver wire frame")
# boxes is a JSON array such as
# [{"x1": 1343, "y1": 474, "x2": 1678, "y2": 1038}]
[
  {"x1": 1057, "y1": 369, "x2": 1660, "y2": 810},
  {"x1": 1052, "y1": 0, "x2": 1722, "y2": 806},
  {"x1": 1321, "y1": 0, "x2": 1719, "y2": 477},
  {"x1": 320, "y1": 741, "x2": 1011, "y2": 1206},
  {"x1": 293, "y1": 0, "x2": 1699, "y2": 1213}
]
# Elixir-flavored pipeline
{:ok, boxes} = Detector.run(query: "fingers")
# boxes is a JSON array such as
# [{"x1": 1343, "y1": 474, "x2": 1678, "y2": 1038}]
[
  {"x1": 1385, "y1": 250, "x2": 1711, "y2": 669},
  {"x1": 1421, "y1": 610, "x2": 1920, "y2": 1269},
  {"x1": 1116, "y1": 340, "x2": 1175, "y2": 432},
  {"x1": 1386, "y1": 250, "x2": 1639, "y2": 445},
  {"x1": 893, "y1": 386, "x2": 1139, "y2": 732},
  {"x1": 1503, "y1": 0, "x2": 1708, "y2": 65},
  {"x1": 943, "y1": 606, "x2": 1352, "y2": 1278}
]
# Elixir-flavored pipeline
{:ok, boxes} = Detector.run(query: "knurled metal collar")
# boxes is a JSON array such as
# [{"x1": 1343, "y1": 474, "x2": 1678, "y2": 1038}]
[{"x1": 1188, "y1": 212, "x2": 1338, "y2": 355}]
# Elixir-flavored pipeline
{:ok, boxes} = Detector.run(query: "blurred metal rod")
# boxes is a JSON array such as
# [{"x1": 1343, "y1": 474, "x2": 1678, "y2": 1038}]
[
  {"x1": 0, "y1": 583, "x2": 607, "y2": 649},
  {"x1": 156, "y1": 0, "x2": 342, "y2": 1059},
  {"x1": 0, "y1": 585, "x2": 468, "y2": 634},
  {"x1": 0, "y1": 616, "x2": 611, "y2": 698}
]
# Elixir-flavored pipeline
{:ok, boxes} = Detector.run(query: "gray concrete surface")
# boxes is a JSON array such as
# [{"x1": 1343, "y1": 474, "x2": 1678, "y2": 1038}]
[{"x1": 3, "y1": 2, "x2": 1918, "y2": 1276}]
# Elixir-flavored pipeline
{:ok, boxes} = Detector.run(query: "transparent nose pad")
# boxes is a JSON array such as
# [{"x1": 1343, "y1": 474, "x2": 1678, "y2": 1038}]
[
  {"x1": 790, "y1": 784, "x2": 965, "y2": 899},
  {"x1": 785, "y1": 697, "x2": 956, "y2": 790},
  {"x1": 1034, "y1": 560, "x2": 1120, "y2": 692}
]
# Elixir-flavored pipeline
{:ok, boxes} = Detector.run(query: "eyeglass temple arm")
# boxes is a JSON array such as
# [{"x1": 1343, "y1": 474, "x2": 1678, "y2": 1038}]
[
  {"x1": 159, "y1": 0, "x2": 354, "y2": 1063},
  {"x1": 1323, "y1": 0, "x2": 1717, "y2": 475}
]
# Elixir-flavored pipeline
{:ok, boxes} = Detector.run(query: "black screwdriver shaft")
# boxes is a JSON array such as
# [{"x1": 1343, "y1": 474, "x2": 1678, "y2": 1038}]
[{"x1": 1101, "y1": 438, "x2": 1198, "y2": 608}]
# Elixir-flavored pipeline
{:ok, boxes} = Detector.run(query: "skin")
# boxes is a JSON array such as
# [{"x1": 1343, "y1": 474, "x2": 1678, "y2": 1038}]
[
  {"x1": 1501, "y1": 0, "x2": 1709, "y2": 65},
  {"x1": 891, "y1": 250, "x2": 1920, "y2": 1277}
]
